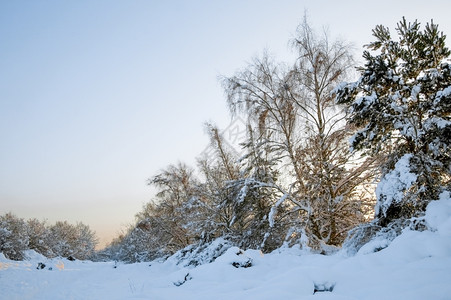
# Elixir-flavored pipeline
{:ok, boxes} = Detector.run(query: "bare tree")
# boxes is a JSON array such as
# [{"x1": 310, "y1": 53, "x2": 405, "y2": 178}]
[
  {"x1": 222, "y1": 17, "x2": 378, "y2": 250},
  {"x1": 145, "y1": 162, "x2": 198, "y2": 252}
]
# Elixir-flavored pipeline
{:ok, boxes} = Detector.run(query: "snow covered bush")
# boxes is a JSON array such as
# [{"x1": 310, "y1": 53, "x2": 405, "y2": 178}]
[
  {"x1": 0, "y1": 214, "x2": 98, "y2": 261},
  {"x1": 100, "y1": 218, "x2": 171, "y2": 263},
  {"x1": 170, "y1": 238, "x2": 232, "y2": 267},
  {"x1": 214, "y1": 247, "x2": 253, "y2": 268},
  {"x1": 26, "y1": 218, "x2": 54, "y2": 258},
  {"x1": 0, "y1": 213, "x2": 29, "y2": 260},
  {"x1": 48, "y1": 221, "x2": 97, "y2": 260},
  {"x1": 336, "y1": 18, "x2": 451, "y2": 227},
  {"x1": 342, "y1": 221, "x2": 399, "y2": 256}
]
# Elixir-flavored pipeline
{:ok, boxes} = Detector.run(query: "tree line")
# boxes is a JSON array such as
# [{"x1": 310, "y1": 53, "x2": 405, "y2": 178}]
[
  {"x1": 100, "y1": 17, "x2": 450, "y2": 262},
  {"x1": 0, "y1": 213, "x2": 97, "y2": 260},
  {"x1": 2, "y1": 17, "x2": 449, "y2": 262}
]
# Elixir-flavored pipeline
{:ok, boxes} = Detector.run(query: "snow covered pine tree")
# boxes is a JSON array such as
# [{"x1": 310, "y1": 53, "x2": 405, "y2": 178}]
[{"x1": 336, "y1": 18, "x2": 451, "y2": 227}]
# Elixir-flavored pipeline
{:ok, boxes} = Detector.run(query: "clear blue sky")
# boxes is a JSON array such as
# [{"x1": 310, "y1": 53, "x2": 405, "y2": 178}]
[{"x1": 1, "y1": 0, "x2": 450, "y2": 248}]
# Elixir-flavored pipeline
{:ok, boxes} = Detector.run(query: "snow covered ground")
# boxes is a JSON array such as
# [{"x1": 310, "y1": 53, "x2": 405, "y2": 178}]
[{"x1": 2, "y1": 194, "x2": 451, "y2": 300}]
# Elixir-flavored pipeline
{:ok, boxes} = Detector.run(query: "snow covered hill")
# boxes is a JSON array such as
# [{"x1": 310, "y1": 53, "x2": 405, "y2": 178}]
[{"x1": 1, "y1": 194, "x2": 450, "y2": 300}]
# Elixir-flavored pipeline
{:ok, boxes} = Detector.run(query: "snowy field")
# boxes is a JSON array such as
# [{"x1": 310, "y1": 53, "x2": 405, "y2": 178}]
[{"x1": 2, "y1": 195, "x2": 451, "y2": 300}]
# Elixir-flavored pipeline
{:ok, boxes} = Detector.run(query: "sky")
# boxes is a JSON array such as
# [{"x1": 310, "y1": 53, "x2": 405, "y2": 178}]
[{"x1": 1, "y1": 0, "x2": 450, "y2": 248}]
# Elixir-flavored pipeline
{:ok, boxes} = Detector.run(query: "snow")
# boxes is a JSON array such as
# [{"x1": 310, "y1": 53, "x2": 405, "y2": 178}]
[
  {"x1": 411, "y1": 84, "x2": 421, "y2": 100},
  {"x1": 1, "y1": 193, "x2": 451, "y2": 299},
  {"x1": 424, "y1": 116, "x2": 451, "y2": 130},
  {"x1": 375, "y1": 154, "x2": 417, "y2": 217},
  {"x1": 435, "y1": 85, "x2": 451, "y2": 98},
  {"x1": 425, "y1": 191, "x2": 451, "y2": 236},
  {"x1": 268, "y1": 192, "x2": 288, "y2": 227},
  {"x1": 354, "y1": 92, "x2": 377, "y2": 108}
]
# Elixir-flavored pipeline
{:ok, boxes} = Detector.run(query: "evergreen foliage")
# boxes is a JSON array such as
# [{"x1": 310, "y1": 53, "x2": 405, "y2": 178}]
[{"x1": 336, "y1": 18, "x2": 451, "y2": 225}]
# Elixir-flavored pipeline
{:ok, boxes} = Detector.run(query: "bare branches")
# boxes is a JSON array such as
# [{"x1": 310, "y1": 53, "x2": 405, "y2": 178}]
[{"x1": 220, "y1": 17, "x2": 377, "y2": 249}]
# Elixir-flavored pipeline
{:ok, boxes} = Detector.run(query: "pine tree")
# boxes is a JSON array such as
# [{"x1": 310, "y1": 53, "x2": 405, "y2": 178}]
[{"x1": 336, "y1": 18, "x2": 451, "y2": 226}]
